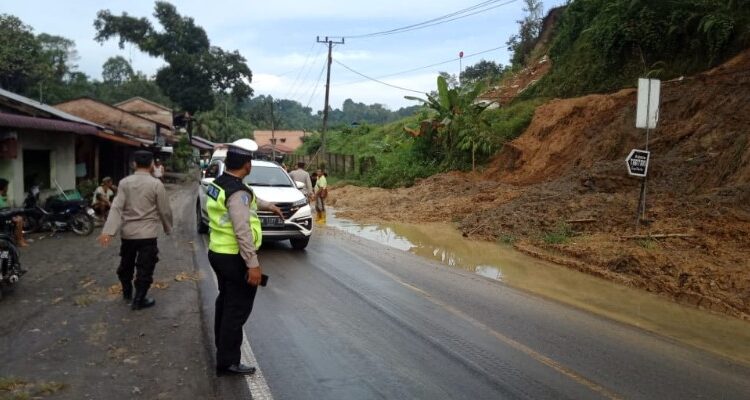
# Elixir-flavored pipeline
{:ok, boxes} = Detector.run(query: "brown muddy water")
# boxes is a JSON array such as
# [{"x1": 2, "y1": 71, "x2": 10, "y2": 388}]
[{"x1": 325, "y1": 212, "x2": 750, "y2": 365}]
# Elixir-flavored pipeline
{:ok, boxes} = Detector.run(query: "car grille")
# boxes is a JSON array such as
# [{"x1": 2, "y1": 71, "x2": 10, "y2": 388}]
[{"x1": 258, "y1": 202, "x2": 296, "y2": 219}]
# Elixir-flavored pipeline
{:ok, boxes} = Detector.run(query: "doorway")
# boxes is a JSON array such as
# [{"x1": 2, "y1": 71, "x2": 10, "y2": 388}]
[{"x1": 23, "y1": 149, "x2": 51, "y2": 191}]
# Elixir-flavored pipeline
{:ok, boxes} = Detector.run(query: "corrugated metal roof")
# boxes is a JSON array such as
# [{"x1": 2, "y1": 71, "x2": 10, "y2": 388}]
[
  {"x1": 0, "y1": 87, "x2": 103, "y2": 128},
  {"x1": 0, "y1": 112, "x2": 99, "y2": 135}
]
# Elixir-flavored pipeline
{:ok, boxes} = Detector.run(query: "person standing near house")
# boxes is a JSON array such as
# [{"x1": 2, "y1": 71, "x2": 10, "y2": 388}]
[
  {"x1": 206, "y1": 139, "x2": 284, "y2": 376},
  {"x1": 314, "y1": 168, "x2": 328, "y2": 222},
  {"x1": 288, "y1": 161, "x2": 313, "y2": 200},
  {"x1": 97, "y1": 151, "x2": 173, "y2": 310},
  {"x1": 152, "y1": 158, "x2": 165, "y2": 182}
]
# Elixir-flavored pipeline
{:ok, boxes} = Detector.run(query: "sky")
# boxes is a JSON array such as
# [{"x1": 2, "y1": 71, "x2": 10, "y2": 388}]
[{"x1": 3, "y1": 0, "x2": 566, "y2": 112}]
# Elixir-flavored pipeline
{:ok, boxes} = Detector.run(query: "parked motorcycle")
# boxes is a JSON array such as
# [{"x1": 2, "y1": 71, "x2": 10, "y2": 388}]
[
  {"x1": 0, "y1": 209, "x2": 24, "y2": 300},
  {"x1": 23, "y1": 185, "x2": 95, "y2": 236}
]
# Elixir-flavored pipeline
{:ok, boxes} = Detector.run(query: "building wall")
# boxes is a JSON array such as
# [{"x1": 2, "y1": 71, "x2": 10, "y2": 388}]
[{"x1": 0, "y1": 130, "x2": 76, "y2": 206}]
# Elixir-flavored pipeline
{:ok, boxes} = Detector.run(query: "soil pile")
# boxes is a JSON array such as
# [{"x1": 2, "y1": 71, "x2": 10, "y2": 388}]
[{"x1": 331, "y1": 49, "x2": 750, "y2": 319}]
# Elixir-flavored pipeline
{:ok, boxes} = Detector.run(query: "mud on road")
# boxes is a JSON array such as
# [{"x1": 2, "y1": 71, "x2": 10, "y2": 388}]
[
  {"x1": 330, "y1": 50, "x2": 750, "y2": 321},
  {"x1": 0, "y1": 184, "x2": 214, "y2": 400}
]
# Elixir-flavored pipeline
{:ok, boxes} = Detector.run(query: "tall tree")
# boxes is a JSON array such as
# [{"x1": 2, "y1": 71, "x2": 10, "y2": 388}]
[
  {"x1": 460, "y1": 60, "x2": 507, "y2": 84},
  {"x1": 93, "y1": 1, "x2": 253, "y2": 113},
  {"x1": 0, "y1": 14, "x2": 42, "y2": 93},
  {"x1": 101, "y1": 56, "x2": 134, "y2": 85},
  {"x1": 506, "y1": 0, "x2": 544, "y2": 67}
]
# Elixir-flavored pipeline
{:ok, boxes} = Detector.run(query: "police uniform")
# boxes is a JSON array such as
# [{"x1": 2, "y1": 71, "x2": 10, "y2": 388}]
[{"x1": 206, "y1": 141, "x2": 271, "y2": 375}]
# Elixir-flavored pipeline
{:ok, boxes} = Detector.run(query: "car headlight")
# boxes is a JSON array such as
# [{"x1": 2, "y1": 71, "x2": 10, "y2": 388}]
[{"x1": 291, "y1": 198, "x2": 308, "y2": 208}]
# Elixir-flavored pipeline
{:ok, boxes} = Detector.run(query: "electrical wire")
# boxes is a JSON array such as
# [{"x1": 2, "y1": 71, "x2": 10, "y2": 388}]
[
  {"x1": 289, "y1": 46, "x2": 327, "y2": 101},
  {"x1": 333, "y1": 60, "x2": 426, "y2": 94},
  {"x1": 335, "y1": 44, "x2": 506, "y2": 87},
  {"x1": 332, "y1": 0, "x2": 518, "y2": 39},
  {"x1": 304, "y1": 56, "x2": 329, "y2": 108},
  {"x1": 283, "y1": 42, "x2": 317, "y2": 99}
]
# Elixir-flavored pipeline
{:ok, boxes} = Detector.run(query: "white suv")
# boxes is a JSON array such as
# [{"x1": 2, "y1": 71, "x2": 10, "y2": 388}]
[{"x1": 197, "y1": 151, "x2": 313, "y2": 250}]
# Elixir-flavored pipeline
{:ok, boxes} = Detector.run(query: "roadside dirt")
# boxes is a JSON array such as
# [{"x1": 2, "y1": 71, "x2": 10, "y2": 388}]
[
  {"x1": 0, "y1": 184, "x2": 216, "y2": 399},
  {"x1": 331, "y1": 49, "x2": 750, "y2": 320}
]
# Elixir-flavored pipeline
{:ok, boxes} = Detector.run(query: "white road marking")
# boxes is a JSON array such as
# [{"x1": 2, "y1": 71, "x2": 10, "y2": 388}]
[{"x1": 202, "y1": 236, "x2": 274, "y2": 400}]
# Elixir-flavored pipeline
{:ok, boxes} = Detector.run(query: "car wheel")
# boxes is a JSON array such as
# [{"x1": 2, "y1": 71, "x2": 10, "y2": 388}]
[
  {"x1": 197, "y1": 202, "x2": 209, "y2": 234},
  {"x1": 290, "y1": 237, "x2": 309, "y2": 250}
]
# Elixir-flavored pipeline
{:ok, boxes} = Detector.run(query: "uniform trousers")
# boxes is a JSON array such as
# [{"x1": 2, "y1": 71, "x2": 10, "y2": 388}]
[
  {"x1": 208, "y1": 250, "x2": 258, "y2": 369},
  {"x1": 117, "y1": 238, "x2": 159, "y2": 291}
]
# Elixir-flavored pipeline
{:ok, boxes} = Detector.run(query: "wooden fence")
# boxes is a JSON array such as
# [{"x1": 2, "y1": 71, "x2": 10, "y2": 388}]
[{"x1": 286, "y1": 152, "x2": 372, "y2": 178}]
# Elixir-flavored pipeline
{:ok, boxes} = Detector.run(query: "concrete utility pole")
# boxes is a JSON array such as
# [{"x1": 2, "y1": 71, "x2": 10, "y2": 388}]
[
  {"x1": 316, "y1": 36, "x2": 345, "y2": 164},
  {"x1": 269, "y1": 96, "x2": 276, "y2": 160}
]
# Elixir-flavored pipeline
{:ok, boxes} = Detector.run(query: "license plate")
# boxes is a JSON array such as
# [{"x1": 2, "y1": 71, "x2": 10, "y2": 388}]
[
  {"x1": 0, "y1": 251, "x2": 9, "y2": 259},
  {"x1": 86, "y1": 208, "x2": 96, "y2": 217},
  {"x1": 260, "y1": 216, "x2": 284, "y2": 227}
]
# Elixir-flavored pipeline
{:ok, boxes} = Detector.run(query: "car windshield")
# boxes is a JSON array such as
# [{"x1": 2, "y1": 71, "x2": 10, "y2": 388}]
[{"x1": 244, "y1": 165, "x2": 292, "y2": 187}]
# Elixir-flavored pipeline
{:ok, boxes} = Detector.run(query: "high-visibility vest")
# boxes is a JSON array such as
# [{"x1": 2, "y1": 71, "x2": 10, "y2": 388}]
[{"x1": 207, "y1": 177, "x2": 262, "y2": 254}]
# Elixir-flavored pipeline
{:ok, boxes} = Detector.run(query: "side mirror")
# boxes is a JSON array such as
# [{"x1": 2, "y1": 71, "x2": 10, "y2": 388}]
[{"x1": 295, "y1": 181, "x2": 305, "y2": 190}]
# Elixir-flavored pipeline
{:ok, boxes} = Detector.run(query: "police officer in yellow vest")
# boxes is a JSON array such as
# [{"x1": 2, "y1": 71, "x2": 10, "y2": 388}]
[{"x1": 207, "y1": 138, "x2": 284, "y2": 377}]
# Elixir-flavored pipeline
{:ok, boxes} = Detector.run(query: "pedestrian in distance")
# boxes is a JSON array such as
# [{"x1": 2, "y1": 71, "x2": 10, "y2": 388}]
[
  {"x1": 152, "y1": 158, "x2": 165, "y2": 182},
  {"x1": 314, "y1": 168, "x2": 328, "y2": 223},
  {"x1": 206, "y1": 138, "x2": 284, "y2": 377},
  {"x1": 288, "y1": 161, "x2": 313, "y2": 201},
  {"x1": 98, "y1": 151, "x2": 173, "y2": 310}
]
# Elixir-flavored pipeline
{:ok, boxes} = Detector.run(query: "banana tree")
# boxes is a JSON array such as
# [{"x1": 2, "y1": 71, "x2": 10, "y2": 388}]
[{"x1": 405, "y1": 75, "x2": 491, "y2": 167}]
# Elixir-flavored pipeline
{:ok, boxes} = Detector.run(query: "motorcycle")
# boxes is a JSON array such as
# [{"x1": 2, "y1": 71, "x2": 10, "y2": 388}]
[
  {"x1": 0, "y1": 209, "x2": 24, "y2": 300},
  {"x1": 23, "y1": 185, "x2": 95, "y2": 236}
]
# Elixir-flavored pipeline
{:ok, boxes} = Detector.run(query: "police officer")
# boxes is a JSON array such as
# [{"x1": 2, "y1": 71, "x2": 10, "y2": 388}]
[{"x1": 207, "y1": 139, "x2": 284, "y2": 377}]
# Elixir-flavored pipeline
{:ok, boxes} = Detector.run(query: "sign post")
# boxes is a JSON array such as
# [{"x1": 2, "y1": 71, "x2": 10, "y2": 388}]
[{"x1": 633, "y1": 78, "x2": 660, "y2": 229}]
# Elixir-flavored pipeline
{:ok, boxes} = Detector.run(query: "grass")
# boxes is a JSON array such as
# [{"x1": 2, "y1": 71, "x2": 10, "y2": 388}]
[
  {"x1": 542, "y1": 223, "x2": 575, "y2": 245},
  {"x1": 498, "y1": 234, "x2": 517, "y2": 245},
  {"x1": 0, "y1": 377, "x2": 67, "y2": 399}
]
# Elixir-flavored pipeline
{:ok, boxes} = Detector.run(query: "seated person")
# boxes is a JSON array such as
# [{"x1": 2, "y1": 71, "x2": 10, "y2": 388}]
[
  {"x1": 0, "y1": 178, "x2": 28, "y2": 247},
  {"x1": 92, "y1": 177, "x2": 117, "y2": 219}
]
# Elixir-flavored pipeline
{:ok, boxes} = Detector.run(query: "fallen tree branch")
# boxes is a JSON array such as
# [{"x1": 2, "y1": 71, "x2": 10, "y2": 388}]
[
  {"x1": 622, "y1": 233, "x2": 697, "y2": 240},
  {"x1": 566, "y1": 218, "x2": 597, "y2": 224}
]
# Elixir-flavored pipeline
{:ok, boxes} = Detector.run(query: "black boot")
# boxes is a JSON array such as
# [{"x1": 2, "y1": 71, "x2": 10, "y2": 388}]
[
  {"x1": 121, "y1": 281, "x2": 133, "y2": 301},
  {"x1": 131, "y1": 287, "x2": 155, "y2": 310}
]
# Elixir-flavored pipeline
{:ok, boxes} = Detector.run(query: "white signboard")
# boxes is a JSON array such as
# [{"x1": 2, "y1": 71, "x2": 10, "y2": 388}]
[
  {"x1": 636, "y1": 78, "x2": 660, "y2": 129},
  {"x1": 626, "y1": 149, "x2": 650, "y2": 177}
]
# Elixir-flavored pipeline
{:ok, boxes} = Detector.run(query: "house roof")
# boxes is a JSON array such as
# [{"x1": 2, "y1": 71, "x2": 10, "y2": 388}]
[
  {"x1": 0, "y1": 88, "x2": 104, "y2": 129},
  {"x1": 257, "y1": 143, "x2": 294, "y2": 154},
  {"x1": 253, "y1": 130, "x2": 305, "y2": 152},
  {"x1": 56, "y1": 97, "x2": 172, "y2": 129},
  {"x1": 191, "y1": 135, "x2": 215, "y2": 151},
  {"x1": 0, "y1": 112, "x2": 99, "y2": 136},
  {"x1": 115, "y1": 97, "x2": 172, "y2": 112}
]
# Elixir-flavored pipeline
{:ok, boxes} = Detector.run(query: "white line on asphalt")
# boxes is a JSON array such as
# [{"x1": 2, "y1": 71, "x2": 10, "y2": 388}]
[{"x1": 202, "y1": 236, "x2": 274, "y2": 400}]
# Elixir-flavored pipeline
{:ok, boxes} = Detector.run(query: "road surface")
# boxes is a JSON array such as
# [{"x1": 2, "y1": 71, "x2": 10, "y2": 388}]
[{"x1": 192, "y1": 212, "x2": 750, "y2": 399}]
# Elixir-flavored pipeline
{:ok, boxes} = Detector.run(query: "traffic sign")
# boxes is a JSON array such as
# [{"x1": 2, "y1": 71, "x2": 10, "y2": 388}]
[
  {"x1": 636, "y1": 78, "x2": 660, "y2": 129},
  {"x1": 626, "y1": 149, "x2": 650, "y2": 177}
]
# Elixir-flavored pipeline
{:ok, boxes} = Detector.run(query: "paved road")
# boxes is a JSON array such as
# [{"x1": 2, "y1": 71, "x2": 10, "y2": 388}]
[{"x1": 193, "y1": 223, "x2": 750, "y2": 399}]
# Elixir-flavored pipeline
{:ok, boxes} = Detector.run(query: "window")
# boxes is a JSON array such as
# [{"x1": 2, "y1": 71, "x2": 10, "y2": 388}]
[
  {"x1": 23, "y1": 149, "x2": 51, "y2": 191},
  {"x1": 280, "y1": 138, "x2": 287, "y2": 143}
]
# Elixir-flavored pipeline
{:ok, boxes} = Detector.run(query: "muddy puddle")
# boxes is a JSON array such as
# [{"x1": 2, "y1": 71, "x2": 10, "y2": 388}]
[{"x1": 325, "y1": 213, "x2": 750, "y2": 365}]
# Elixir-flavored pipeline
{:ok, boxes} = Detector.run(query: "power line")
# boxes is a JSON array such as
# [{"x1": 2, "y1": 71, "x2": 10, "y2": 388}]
[
  {"x1": 335, "y1": 44, "x2": 506, "y2": 87},
  {"x1": 290, "y1": 47, "x2": 327, "y2": 101},
  {"x1": 304, "y1": 56, "x2": 329, "y2": 108},
  {"x1": 332, "y1": 0, "x2": 518, "y2": 39},
  {"x1": 283, "y1": 42, "x2": 317, "y2": 99},
  {"x1": 333, "y1": 60, "x2": 426, "y2": 94}
]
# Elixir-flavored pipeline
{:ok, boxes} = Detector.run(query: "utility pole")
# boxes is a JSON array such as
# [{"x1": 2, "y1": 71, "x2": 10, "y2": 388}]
[
  {"x1": 316, "y1": 36, "x2": 344, "y2": 166},
  {"x1": 269, "y1": 96, "x2": 276, "y2": 161}
]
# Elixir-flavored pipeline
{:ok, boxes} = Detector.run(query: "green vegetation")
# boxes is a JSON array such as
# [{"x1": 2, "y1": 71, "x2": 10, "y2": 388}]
[
  {"x1": 542, "y1": 222, "x2": 575, "y2": 245},
  {"x1": 525, "y1": 0, "x2": 750, "y2": 99}
]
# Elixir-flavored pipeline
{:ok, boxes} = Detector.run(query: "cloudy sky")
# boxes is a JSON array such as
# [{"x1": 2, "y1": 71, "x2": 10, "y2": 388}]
[{"x1": 5, "y1": 0, "x2": 566, "y2": 111}]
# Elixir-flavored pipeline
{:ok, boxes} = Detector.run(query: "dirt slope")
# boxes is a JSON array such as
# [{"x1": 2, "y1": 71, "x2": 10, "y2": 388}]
[{"x1": 331, "y1": 49, "x2": 750, "y2": 320}]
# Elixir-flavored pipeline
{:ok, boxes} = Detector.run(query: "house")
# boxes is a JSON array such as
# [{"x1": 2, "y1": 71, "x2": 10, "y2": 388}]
[
  {"x1": 0, "y1": 88, "x2": 105, "y2": 206},
  {"x1": 253, "y1": 130, "x2": 306, "y2": 155},
  {"x1": 115, "y1": 97, "x2": 176, "y2": 145},
  {"x1": 56, "y1": 97, "x2": 174, "y2": 145}
]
